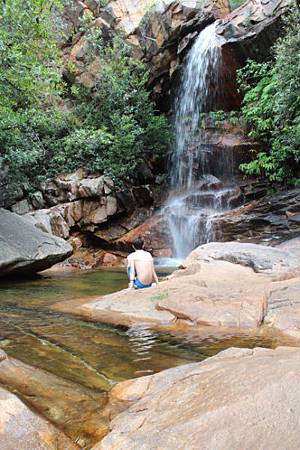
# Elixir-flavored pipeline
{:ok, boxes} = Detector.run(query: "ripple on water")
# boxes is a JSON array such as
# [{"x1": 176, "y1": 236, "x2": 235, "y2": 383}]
[{"x1": 0, "y1": 269, "x2": 276, "y2": 448}]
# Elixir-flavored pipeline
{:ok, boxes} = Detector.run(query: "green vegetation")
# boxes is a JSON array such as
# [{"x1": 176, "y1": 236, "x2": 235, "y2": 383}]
[
  {"x1": 0, "y1": 0, "x2": 62, "y2": 109},
  {"x1": 238, "y1": 9, "x2": 300, "y2": 183},
  {"x1": 150, "y1": 290, "x2": 169, "y2": 302},
  {"x1": 0, "y1": 0, "x2": 170, "y2": 194},
  {"x1": 229, "y1": 0, "x2": 245, "y2": 11}
]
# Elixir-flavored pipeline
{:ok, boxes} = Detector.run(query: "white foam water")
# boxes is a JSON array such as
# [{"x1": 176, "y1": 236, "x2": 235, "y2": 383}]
[{"x1": 165, "y1": 22, "x2": 237, "y2": 258}]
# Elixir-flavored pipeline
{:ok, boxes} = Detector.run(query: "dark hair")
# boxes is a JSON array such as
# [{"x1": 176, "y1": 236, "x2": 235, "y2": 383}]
[{"x1": 132, "y1": 237, "x2": 144, "y2": 250}]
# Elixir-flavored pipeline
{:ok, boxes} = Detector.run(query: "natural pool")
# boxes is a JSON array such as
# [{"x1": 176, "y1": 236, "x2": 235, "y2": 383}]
[{"x1": 0, "y1": 269, "x2": 276, "y2": 448}]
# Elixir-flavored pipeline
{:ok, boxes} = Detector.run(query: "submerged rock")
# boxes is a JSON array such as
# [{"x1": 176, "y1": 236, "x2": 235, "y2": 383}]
[
  {"x1": 0, "y1": 374, "x2": 77, "y2": 450},
  {"x1": 0, "y1": 351, "x2": 110, "y2": 448},
  {"x1": 96, "y1": 346, "x2": 300, "y2": 450},
  {"x1": 0, "y1": 208, "x2": 72, "y2": 277}
]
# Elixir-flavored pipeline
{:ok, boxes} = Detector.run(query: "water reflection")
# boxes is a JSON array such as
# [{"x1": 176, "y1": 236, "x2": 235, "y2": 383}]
[{"x1": 0, "y1": 269, "x2": 276, "y2": 448}]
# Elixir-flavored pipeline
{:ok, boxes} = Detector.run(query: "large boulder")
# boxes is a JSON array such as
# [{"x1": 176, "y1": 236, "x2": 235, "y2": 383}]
[
  {"x1": 51, "y1": 240, "x2": 300, "y2": 340},
  {"x1": 95, "y1": 346, "x2": 300, "y2": 450},
  {"x1": 184, "y1": 240, "x2": 300, "y2": 275},
  {"x1": 0, "y1": 208, "x2": 72, "y2": 277}
]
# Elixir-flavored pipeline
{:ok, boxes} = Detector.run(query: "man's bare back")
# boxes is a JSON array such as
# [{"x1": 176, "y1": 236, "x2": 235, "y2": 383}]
[{"x1": 127, "y1": 246, "x2": 159, "y2": 289}]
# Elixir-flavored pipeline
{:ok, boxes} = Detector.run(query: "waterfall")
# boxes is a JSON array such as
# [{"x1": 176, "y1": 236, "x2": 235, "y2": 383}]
[
  {"x1": 171, "y1": 22, "x2": 222, "y2": 189},
  {"x1": 164, "y1": 22, "x2": 238, "y2": 259}
]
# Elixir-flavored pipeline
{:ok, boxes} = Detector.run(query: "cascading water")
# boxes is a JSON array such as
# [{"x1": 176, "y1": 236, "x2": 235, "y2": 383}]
[{"x1": 164, "y1": 22, "x2": 238, "y2": 259}]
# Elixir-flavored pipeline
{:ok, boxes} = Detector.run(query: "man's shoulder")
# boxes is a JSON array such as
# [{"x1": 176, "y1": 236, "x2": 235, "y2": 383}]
[
  {"x1": 140, "y1": 250, "x2": 153, "y2": 261},
  {"x1": 128, "y1": 250, "x2": 153, "y2": 261},
  {"x1": 127, "y1": 251, "x2": 137, "y2": 260}
]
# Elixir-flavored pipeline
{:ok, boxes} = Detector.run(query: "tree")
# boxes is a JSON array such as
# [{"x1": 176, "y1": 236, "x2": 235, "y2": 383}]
[
  {"x1": 0, "y1": 0, "x2": 62, "y2": 109},
  {"x1": 238, "y1": 8, "x2": 300, "y2": 183}
]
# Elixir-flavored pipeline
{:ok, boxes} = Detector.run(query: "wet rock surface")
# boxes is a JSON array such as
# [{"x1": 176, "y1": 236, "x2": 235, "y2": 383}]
[
  {"x1": 96, "y1": 346, "x2": 300, "y2": 450},
  {"x1": 0, "y1": 351, "x2": 110, "y2": 448},
  {"x1": 219, "y1": 187, "x2": 300, "y2": 245},
  {"x1": 0, "y1": 367, "x2": 77, "y2": 450},
  {"x1": 0, "y1": 208, "x2": 72, "y2": 277}
]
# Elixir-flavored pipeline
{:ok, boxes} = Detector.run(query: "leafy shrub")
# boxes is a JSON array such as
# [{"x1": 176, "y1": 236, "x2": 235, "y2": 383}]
[
  {"x1": 238, "y1": 9, "x2": 300, "y2": 183},
  {"x1": 70, "y1": 35, "x2": 171, "y2": 183},
  {"x1": 0, "y1": 0, "x2": 62, "y2": 109},
  {"x1": 0, "y1": 4, "x2": 171, "y2": 191}
]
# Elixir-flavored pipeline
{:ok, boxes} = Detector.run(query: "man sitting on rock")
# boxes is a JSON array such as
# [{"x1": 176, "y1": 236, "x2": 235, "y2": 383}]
[{"x1": 127, "y1": 237, "x2": 159, "y2": 289}]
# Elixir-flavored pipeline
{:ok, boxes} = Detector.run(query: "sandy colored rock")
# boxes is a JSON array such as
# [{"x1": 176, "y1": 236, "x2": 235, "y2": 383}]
[
  {"x1": 183, "y1": 241, "x2": 300, "y2": 276},
  {"x1": 0, "y1": 386, "x2": 77, "y2": 450},
  {"x1": 105, "y1": 0, "x2": 156, "y2": 35},
  {"x1": 52, "y1": 287, "x2": 175, "y2": 328},
  {"x1": 78, "y1": 176, "x2": 105, "y2": 197},
  {"x1": 102, "y1": 252, "x2": 124, "y2": 266},
  {"x1": 96, "y1": 346, "x2": 300, "y2": 450},
  {"x1": 52, "y1": 249, "x2": 269, "y2": 330},
  {"x1": 51, "y1": 241, "x2": 300, "y2": 341},
  {"x1": 158, "y1": 258, "x2": 269, "y2": 329},
  {"x1": 264, "y1": 277, "x2": 300, "y2": 340}
]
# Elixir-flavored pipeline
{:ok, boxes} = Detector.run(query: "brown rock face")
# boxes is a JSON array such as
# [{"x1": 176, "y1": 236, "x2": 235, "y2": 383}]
[
  {"x1": 63, "y1": 0, "x2": 230, "y2": 109},
  {"x1": 0, "y1": 386, "x2": 77, "y2": 450},
  {"x1": 0, "y1": 352, "x2": 110, "y2": 448},
  {"x1": 132, "y1": 0, "x2": 230, "y2": 109},
  {"x1": 96, "y1": 346, "x2": 300, "y2": 450},
  {"x1": 219, "y1": 187, "x2": 300, "y2": 245},
  {"x1": 215, "y1": 0, "x2": 293, "y2": 109},
  {"x1": 64, "y1": 0, "x2": 293, "y2": 111}
]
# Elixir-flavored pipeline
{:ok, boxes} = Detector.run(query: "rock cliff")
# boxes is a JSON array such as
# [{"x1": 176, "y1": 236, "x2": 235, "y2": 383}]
[{"x1": 62, "y1": 0, "x2": 293, "y2": 110}]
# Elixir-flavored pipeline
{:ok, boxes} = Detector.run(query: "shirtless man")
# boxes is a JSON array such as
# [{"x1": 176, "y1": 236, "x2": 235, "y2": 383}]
[{"x1": 127, "y1": 237, "x2": 159, "y2": 289}]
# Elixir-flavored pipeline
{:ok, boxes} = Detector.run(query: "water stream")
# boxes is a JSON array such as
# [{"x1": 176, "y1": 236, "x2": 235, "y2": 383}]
[
  {"x1": 0, "y1": 269, "x2": 275, "y2": 448},
  {"x1": 165, "y1": 22, "x2": 238, "y2": 258}
]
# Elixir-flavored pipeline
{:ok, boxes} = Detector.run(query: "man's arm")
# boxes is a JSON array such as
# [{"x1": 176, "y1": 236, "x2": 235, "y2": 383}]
[
  {"x1": 152, "y1": 261, "x2": 159, "y2": 285},
  {"x1": 129, "y1": 259, "x2": 135, "y2": 289}
]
